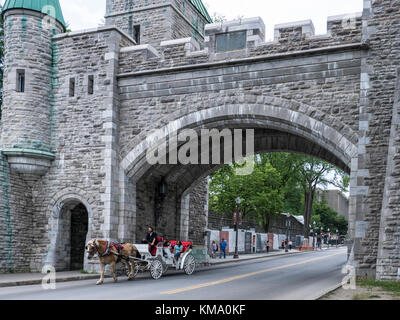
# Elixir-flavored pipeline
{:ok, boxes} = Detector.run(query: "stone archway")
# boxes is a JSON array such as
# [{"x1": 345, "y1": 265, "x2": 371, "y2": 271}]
[
  {"x1": 119, "y1": 103, "x2": 358, "y2": 246},
  {"x1": 45, "y1": 195, "x2": 92, "y2": 271}
]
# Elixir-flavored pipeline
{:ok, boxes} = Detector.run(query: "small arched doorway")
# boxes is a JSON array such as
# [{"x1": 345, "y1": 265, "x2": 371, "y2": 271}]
[
  {"x1": 47, "y1": 198, "x2": 90, "y2": 271},
  {"x1": 70, "y1": 203, "x2": 88, "y2": 270}
]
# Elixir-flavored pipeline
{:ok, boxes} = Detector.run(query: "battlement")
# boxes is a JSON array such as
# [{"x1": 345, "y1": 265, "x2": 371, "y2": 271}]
[{"x1": 118, "y1": 13, "x2": 363, "y2": 75}]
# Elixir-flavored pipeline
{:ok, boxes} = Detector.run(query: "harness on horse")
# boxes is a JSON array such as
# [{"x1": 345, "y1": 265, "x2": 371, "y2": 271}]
[{"x1": 98, "y1": 241, "x2": 126, "y2": 263}]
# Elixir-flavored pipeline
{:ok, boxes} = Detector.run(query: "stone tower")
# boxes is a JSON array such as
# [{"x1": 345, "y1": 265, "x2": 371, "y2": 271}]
[
  {"x1": 0, "y1": 0, "x2": 66, "y2": 182},
  {"x1": 105, "y1": 0, "x2": 212, "y2": 48}
]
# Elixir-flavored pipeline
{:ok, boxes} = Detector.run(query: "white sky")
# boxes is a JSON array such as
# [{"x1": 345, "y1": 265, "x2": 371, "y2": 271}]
[{"x1": 1, "y1": 1, "x2": 363, "y2": 40}]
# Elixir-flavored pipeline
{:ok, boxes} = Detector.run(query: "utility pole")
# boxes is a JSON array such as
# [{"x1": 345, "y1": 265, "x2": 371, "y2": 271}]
[{"x1": 233, "y1": 197, "x2": 241, "y2": 259}]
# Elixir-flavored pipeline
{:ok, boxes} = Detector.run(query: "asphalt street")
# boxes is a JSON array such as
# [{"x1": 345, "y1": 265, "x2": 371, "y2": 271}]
[{"x1": 0, "y1": 247, "x2": 347, "y2": 300}]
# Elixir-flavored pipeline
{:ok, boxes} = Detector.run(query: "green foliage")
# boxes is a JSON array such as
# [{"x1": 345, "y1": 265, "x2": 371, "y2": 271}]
[
  {"x1": 358, "y1": 279, "x2": 400, "y2": 293},
  {"x1": 209, "y1": 161, "x2": 284, "y2": 232},
  {"x1": 212, "y1": 13, "x2": 226, "y2": 23},
  {"x1": 311, "y1": 200, "x2": 348, "y2": 235},
  {"x1": 209, "y1": 152, "x2": 349, "y2": 236}
]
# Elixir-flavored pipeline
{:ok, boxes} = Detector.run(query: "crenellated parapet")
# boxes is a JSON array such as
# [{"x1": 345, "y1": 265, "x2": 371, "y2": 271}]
[{"x1": 118, "y1": 13, "x2": 364, "y2": 75}]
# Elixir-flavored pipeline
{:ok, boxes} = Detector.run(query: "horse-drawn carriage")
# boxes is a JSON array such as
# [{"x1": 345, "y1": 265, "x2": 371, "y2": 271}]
[
  {"x1": 85, "y1": 238, "x2": 196, "y2": 284},
  {"x1": 130, "y1": 239, "x2": 196, "y2": 280}
]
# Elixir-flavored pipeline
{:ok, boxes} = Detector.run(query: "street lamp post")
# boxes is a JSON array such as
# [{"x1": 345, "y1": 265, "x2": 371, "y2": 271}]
[
  {"x1": 327, "y1": 228, "x2": 330, "y2": 248},
  {"x1": 285, "y1": 215, "x2": 291, "y2": 252},
  {"x1": 313, "y1": 221, "x2": 316, "y2": 248},
  {"x1": 233, "y1": 197, "x2": 241, "y2": 259},
  {"x1": 336, "y1": 229, "x2": 339, "y2": 247}
]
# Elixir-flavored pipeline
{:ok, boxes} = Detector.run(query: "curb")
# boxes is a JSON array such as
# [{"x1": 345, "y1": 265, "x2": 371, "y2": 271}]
[
  {"x1": 0, "y1": 274, "x2": 102, "y2": 288},
  {"x1": 312, "y1": 282, "x2": 343, "y2": 300}
]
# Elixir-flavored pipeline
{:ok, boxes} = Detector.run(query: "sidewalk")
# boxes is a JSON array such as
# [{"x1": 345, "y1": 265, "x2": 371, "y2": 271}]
[
  {"x1": 207, "y1": 249, "x2": 302, "y2": 265},
  {"x1": 0, "y1": 271, "x2": 100, "y2": 288}
]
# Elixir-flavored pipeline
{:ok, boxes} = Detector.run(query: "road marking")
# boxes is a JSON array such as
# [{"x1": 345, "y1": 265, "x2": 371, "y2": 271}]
[{"x1": 161, "y1": 251, "x2": 345, "y2": 295}]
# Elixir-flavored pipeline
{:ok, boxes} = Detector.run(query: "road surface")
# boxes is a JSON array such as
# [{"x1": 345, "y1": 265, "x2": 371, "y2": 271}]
[{"x1": 0, "y1": 247, "x2": 347, "y2": 300}]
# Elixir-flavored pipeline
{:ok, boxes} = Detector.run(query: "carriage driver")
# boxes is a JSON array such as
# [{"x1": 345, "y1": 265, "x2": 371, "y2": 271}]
[{"x1": 145, "y1": 226, "x2": 158, "y2": 254}]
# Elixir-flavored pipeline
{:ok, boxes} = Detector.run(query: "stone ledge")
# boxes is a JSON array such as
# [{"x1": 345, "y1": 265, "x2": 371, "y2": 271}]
[
  {"x1": 53, "y1": 25, "x2": 136, "y2": 46},
  {"x1": 1, "y1": 148, "x2": 55, "y2": 181},
  {"x1": 120, "y1": 44, "x2": 159, "y2": 58},
  {"x1": 160, "y1": 37, "x2": 200, "y2": 51},
  {"x1": 118, "y1": 42, "x2": 366, "y2": 78},
  {"x1": 1, "y1": 148, "x2": 56, "y2": 160}
]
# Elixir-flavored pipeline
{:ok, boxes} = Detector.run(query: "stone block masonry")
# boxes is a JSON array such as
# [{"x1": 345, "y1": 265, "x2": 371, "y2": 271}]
[{"x1": 0, "y1": 0, "x2": 399, "y2": 281}]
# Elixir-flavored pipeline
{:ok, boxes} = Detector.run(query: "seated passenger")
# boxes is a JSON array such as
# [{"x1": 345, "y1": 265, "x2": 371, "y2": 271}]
[{"x1": 174, "y1": 241, "x2": 184, "y2": 263}]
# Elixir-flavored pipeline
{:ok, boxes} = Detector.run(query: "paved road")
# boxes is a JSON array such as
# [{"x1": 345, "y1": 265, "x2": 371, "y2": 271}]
[{"x1": 0, "y1": 248, "x2": 347, "y2": 300}]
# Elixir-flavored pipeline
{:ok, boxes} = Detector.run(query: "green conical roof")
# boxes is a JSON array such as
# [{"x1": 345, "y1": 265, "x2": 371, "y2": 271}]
[
  {"x1": 1, "y1": 0, "x2": 66, "y2": 29},
  {"x1": 189, "y1": 0, "x2": 212, "y2": 23}
]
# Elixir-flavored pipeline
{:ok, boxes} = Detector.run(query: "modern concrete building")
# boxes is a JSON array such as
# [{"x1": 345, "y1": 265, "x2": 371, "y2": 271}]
[{"x1": 317, "y1": 189, "x2": 349, "y2": 221}]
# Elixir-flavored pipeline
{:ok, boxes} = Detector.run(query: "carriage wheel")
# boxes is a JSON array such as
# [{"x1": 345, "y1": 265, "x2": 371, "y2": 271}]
[
  {"x1": 132, "y1": 264, "x2": 140, "y2": 278},
  {"x1": 183, "y1": 254, "x2": 196, "y2": 275},
  {"x1": 162, "y1": 264, "x2": 168, "y2": 275},
  {"x1": 150, "y1": 259, "x2": 163, "y2": 280},
  {"x1": 156, "y1": 256, "x2": 168, "y2": 275}
]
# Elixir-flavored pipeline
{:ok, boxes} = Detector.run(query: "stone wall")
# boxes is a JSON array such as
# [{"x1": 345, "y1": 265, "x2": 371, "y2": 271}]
[
  {"x1": 2, "y1": 1, "x2": 400, "y2": 279},
  {"x1": 0, "y1": 155, "x2": 34, "y2": 273},
  {"x1": 188, "y1": 178, "x2": 209, "y2": 245},
  {"x1": 363, "y1": 0, "x2": 400, "y2": 280},
  {"x1": 20, "y1": 27, "x2": 135, "y2": 271},
  {"x1": 135, "y1": 175, "x2": 208, "y2": 245}
]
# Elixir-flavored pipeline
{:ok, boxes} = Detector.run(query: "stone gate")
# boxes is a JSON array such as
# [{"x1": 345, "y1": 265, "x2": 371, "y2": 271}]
[{"x1": 0, "y1": 0, "x2": 399, "y2": 280}]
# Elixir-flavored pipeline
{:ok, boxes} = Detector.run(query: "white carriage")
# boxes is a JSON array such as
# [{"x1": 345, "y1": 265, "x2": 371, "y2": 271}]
[{"x1": 131, "y1": 241, "x2": 196, "y2": 280}]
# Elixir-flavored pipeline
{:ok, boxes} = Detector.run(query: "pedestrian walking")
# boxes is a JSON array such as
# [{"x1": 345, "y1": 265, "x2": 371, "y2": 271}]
[
  {"x1": 265, "y1": 240, "x2": 270, "y2": 253},
  {"x1": 220, "y1": 238, "x2": 227, "y2": 259},
  {"x1": 289, "y1": 240, "x2": 293, "y2": 250},
  {"x1": 211, "y1": 240, "x2": 218, "y2": 259},
  {"x1": 317, "y1": 235, "x2": 322, "y2": 250}
]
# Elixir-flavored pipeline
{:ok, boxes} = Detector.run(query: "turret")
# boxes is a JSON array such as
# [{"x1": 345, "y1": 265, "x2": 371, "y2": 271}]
[
  {"x1": 105, "y1": 0, "x2": 212, "y2": 48},
  {"x1": 0, "y1": 0, "x2": 66, "y2": 182}
]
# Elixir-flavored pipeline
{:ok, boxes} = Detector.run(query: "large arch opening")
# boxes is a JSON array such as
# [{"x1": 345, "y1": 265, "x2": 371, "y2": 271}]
[
  {"x1": 120, "y1": 103, "x2": 357, "y2": 247},
  {"x1": 123, "y1": 131, "x2": 354, "y2": 246}
]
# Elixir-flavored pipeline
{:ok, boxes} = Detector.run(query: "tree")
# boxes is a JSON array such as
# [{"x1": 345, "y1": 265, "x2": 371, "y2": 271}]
[
  {"x1": 250, "y1": 163, "x2": 284, "y2": 232},
  {"x1": 209, "y1": 161, "x2": 284, "y2": 232},
  {"x1": 212, "y1": 13, "x2": 226, "y2": 23},
  {"x1": 311, "y1": 200, "x2": 348, "y2": 236},
  {"x1": 258, "y1": 153, "x2": 304, "y2": 215},
  {"x1": 209, "y1": 152, "x2": 349, "y2": 236}
]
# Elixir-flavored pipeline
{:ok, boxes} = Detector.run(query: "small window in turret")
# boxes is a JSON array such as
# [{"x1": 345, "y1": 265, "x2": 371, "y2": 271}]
[
  {"x1": 69, "y1": 78, "x2": 76, "y2": 97},
  {"x1": 88, "y1": 75, "x2": 94, "y2": 95},
  {"x1": 133, "y1": 25, "x2": 141, "y2": 45},
  {"x1": 17, "y1": 70, "x2": 25, "y2": 93}
]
